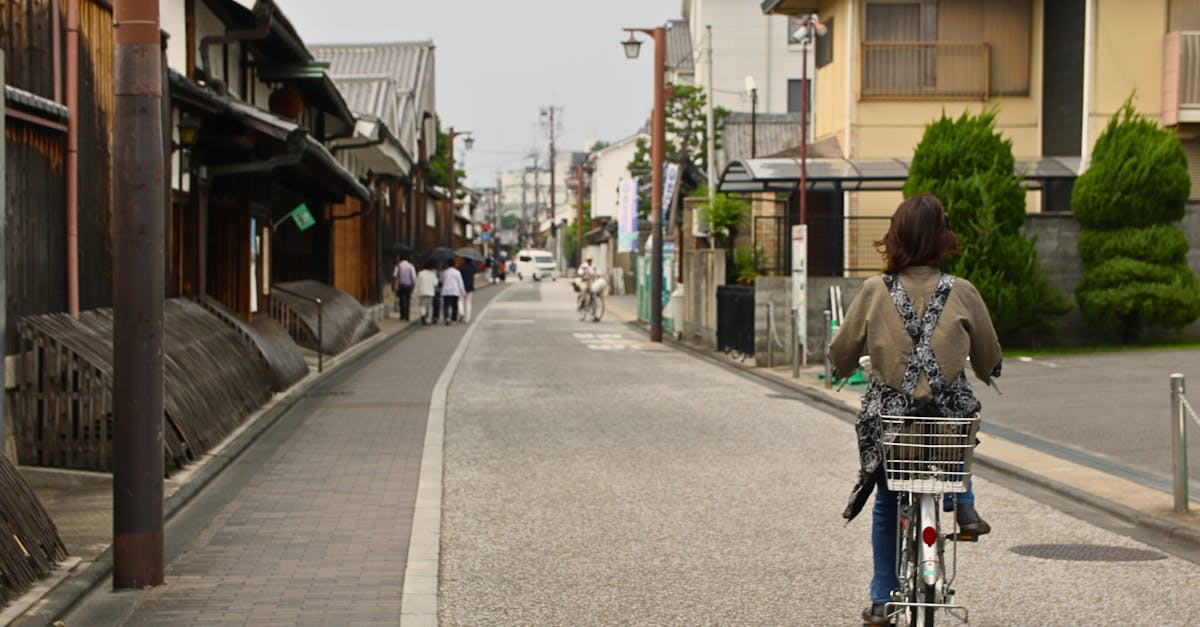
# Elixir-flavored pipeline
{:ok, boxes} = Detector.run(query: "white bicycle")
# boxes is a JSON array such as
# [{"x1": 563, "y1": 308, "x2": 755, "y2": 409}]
[
  {"x1": 576, "y1": 277, "x2": 606, "y2": 323},
  {"x1": 880, "y1": 413, "x2": 980, "y2": 626},
  {"x1": 850, "y1": 357, "x2": 983, "y2": 626}
]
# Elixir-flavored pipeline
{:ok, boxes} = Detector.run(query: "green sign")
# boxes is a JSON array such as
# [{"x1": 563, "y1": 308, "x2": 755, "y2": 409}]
[{"x1": 290, "y1": 203, "x2": 316, "y2": 231}]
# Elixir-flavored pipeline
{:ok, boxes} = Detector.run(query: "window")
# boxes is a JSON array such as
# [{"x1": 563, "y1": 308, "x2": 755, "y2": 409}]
[
  {"x1": 816, "y1": 17, "x2": 834, "y2": 69},
  {"x1": 862, "y1": 0, "x2": 1030, "y2": 99},
  {"x1": 787, "y1": 79, "x2": 813, "y2": 135}
]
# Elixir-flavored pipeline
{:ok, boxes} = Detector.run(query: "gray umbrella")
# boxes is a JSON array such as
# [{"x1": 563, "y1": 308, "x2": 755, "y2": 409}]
[{"x1": 454, "y1": 247, "x2": 484, "y2": 262}]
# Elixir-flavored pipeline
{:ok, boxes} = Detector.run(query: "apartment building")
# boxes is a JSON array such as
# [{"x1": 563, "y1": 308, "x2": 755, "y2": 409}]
[{"x1": 717, "y1": 0, "x2": 1200, "y2": 276}]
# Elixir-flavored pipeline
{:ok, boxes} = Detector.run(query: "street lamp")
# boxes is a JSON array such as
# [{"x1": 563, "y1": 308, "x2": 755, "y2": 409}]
[
  {"x1": 621, "y1": 26, "x2": 667, "y2": 342},
  {"x1": 790, "y1": 16, "x2": 827, "y2": 226},
  {"x1": 447, "y1": 126, "x2": 473, "y2": 247}
]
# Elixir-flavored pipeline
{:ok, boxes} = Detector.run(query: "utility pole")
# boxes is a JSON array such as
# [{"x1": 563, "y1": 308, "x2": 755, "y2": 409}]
[
  {"x1": 576, "y1": 160, "x2": 586, "y2": 266},
  {"x1": 705, "y1": 25, "x2": 715, "y2": 207},
  {"x1": 113, "y1": 0, "x2": 165, "y2": 588},
  {"x1": 542, "y1": 107, "x2": 561, "y2": 242},
  {"x1": 531, "y1": 153, "x2": 541, "y2": 244}
]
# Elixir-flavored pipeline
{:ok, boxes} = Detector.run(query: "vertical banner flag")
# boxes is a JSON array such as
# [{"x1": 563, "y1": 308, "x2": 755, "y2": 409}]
[
  {"x1": 661, "y1": 162, "x2": 680, "y2": 226},
  {"x1": 618, "y1": 177, "x2": 639, "y2": 253},
  {"x1": 791, "y1": 224, "x2": 808, "y2": 365}
]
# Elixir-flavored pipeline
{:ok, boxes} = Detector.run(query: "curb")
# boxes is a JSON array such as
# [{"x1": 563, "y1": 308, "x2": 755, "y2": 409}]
[
  {"x1": 10, "y1": 321, "x2": 421, "y2": 627},
  {"x1": 617, "y1": 316, "x2": 1200, "y2": 551}
]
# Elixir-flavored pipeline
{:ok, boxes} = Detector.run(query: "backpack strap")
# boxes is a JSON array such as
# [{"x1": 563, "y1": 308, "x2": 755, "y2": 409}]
[{"x1": 881, "y1": 273, "x2": 956, "y2": 395}]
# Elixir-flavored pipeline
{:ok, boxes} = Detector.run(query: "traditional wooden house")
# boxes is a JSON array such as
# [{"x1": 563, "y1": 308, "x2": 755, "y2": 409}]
[
  {"x1": 311, "y1": 41, "x2": 438, "y2": 296},
  {"x1": 1, "y1": 0, "x2": 115, "y2": 352},
  {"x1": 162, "y1": 0, "x2": 374, "y2": 320}
]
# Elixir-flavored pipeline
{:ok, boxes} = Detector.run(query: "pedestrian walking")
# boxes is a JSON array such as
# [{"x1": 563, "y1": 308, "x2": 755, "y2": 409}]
[
  {"x1": 393, "y1": 255, "x2": 416, "y2": 321},
  {"x1": 415, "y1": 261, "x2": 439, "y2": 325},
  {"x1": 826, "y1": 193, "x2": 1002, "y2": 626},
  {"x1": 459, "y1": 258, "x2": 477, "y2": 323},
  {"x1": 496, "y1": 258, "x2": 507, "y2": 283},
  {"x1": 441, "y1": 262, "x2": 465, "y2": 325}
]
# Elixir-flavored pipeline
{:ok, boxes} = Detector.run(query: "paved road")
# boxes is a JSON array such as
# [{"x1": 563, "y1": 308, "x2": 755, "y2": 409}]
[
  {"x1": 440, "y1": 281, "x2": 1200, "y2": 624},
  {"x1": 981, "y1": 349, "x2": 1200, "y2": 493},
  {"x1": 53, "y1": 279, "x2": 1200, "y2": 625},
  {"x1": 59, "y1": 289, "x2": 503, "y2": 626}
]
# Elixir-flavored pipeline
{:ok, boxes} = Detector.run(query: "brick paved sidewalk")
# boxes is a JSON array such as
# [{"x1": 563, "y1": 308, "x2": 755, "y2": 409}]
[{"x1": 54, "y1": 288, "x2": 503, "y2": 626}]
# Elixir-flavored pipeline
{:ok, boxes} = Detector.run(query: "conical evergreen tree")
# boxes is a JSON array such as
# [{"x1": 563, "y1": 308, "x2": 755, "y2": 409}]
[
  {"x1": 1071, "y1": 99, "x2": 1200, "y2": 340},
  {"x1": 903, "y1": 109, "x2": 1070, "y2": 338}
]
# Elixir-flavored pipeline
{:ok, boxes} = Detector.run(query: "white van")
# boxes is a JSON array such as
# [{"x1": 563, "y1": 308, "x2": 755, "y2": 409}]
[{"x1": 514, "y1": 249, "x2": 557, "y2": 281}]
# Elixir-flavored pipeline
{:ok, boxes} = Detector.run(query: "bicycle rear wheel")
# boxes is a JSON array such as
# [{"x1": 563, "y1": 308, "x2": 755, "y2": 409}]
[{"x1": 912, "y1": 585, "x2": 936, "y2": 626}]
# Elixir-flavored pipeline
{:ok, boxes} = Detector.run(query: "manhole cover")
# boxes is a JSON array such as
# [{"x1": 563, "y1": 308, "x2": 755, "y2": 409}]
[{"x1": 1009, "y1": 543, "x2": 1166, "y2": 562}]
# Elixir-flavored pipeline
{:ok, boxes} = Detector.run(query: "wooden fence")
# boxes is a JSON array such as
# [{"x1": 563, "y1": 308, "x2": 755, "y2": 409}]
[
  {"x1": 15, "y1": 299, "x2": 275, "y2": 473},
  {"x1": 0, "y1": 454, "x2": 68, "y2": 609}
]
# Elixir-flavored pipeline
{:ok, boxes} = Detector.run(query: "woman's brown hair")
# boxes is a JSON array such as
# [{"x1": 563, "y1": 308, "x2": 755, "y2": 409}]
[{"x1": 874, "y1": 193, "x2": 960, "y2": 273}]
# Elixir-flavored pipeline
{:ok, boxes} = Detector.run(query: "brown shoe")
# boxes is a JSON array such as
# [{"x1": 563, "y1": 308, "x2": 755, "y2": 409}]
[
  {"x1": 956, "y1": 504, "x2": 992, "y2": 537},
  {"x1": 862, "y1": 603, "x2": 895, "y2": 626}
]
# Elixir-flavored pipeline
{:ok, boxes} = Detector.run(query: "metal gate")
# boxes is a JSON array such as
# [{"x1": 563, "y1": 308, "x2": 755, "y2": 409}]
[{"x1": 716, "y1": 285, "x2": 755, "y2": 356}]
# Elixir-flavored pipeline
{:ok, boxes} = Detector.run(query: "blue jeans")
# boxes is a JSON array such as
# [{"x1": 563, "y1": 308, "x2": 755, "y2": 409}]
[{"x1": 870, "y1": 472, "x2": 976, "y2": 604}]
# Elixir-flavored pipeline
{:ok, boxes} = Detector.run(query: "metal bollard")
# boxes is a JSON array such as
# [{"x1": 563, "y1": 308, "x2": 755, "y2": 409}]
[
  {"x1": 791, "y1": 308, "x2": 800, "y2": 378},
  {"x1": 317, "y1": 297, "x2": 324, "y2": 374},
  {"x1": 1171, "y1": 373, "x2": 1189, "y2": 513},
  {"x1": 823, "y1": 309, "x2": 833, "y2": 388}
]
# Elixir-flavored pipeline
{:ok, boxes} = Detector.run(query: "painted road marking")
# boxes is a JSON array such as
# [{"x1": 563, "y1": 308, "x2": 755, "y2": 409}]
[{"x1": 573, "y1": 332, "x2": 645, "y2": 351}]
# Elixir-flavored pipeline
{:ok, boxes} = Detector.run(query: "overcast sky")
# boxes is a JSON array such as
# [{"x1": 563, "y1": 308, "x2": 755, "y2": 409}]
[{"x1": 281, "y1": 0, "x2": 681, "y2": 187}]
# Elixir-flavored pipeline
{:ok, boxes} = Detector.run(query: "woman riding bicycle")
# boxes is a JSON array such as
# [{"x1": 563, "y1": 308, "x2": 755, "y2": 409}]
[{"x1": 827, "y1": 193, "x2": 1002, "y2": 626}]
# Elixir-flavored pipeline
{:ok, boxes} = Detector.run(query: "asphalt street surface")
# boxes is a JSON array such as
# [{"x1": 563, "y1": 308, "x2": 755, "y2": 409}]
[
  {"x1": 51, "y1": 279, "x2": 1200, "y2": 625},
  {"x1": 440, "y1": 281, "x2": 1200, "y2": 624}
]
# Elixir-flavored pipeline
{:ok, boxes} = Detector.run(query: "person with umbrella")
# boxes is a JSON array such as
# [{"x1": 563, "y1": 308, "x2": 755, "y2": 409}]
[
  {"x1": 415, "y1": 260, "x2": 439, "y2": 325},
  {"x1": 440, "y1": 261, "x2": 465, "y2": 325},
  {"x1": 457, "y1": 255, "x2": 477, "y2": 323}
]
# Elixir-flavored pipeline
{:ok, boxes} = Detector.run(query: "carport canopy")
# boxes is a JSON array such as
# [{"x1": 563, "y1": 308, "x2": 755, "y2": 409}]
[{"x1": 716, "y1": 156, "x2": 1081, "y2": 194}]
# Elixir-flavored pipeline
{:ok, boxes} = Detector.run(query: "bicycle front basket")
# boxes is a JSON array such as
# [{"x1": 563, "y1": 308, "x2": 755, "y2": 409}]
[{"x1": 879, "y1": 414, "x2": 980, "y2": 494}]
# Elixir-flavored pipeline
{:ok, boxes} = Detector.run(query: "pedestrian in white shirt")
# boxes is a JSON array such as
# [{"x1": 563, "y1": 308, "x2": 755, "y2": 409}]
[
  {"x1": 440, "y1": 263, "x2": 466, "y2": 325},
  {"x1": 415, "y1": 261, "x2": 439, "y2": 325}
]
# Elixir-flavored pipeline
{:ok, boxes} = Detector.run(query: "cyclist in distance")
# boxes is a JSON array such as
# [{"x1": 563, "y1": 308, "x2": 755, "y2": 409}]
[
  {"x1": 577, "y1": 256, "x2": 599, "y2": 309},
  {"x1": 827, "y1": 193, "x2": 1002, "y2": 626}
]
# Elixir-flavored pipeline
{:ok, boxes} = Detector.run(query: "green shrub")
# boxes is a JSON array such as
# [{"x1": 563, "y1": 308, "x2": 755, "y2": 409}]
[
  {"x1": 733, "y1": 246, "x2": 758, "y2": 285},
  {"x1": 1072, "y1": 102, "x2": 1190, "y2": 230},
  {"x1": 1071, "y1": 98, "x2": 1200, "y2": 340},
  {"x1": 1076, "y1": 225, "x2": 1189, "y2": 267},
  {"x1": 904, "y1": 109, "x2": 1071, "y2": 337}
]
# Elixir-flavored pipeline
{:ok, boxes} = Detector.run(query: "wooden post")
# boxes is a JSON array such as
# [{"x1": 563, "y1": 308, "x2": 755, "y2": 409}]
[{"x1": 113, "y1": 0, "x2": 165, "y2": 588}]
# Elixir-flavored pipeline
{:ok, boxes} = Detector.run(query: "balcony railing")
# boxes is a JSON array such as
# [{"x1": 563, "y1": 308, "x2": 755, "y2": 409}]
[
  {"x1": 1163, "y1": 31, "x2": 1200, "y2": 125},
  {"x1": 861, "y1": 41, "x2": 990, "y2": 100}
]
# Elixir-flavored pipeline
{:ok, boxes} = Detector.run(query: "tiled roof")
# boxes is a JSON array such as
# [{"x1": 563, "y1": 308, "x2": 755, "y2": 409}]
[
  {"x1": 310, "y1": 42, "x2": 434, "y2": 151},
  {"x1": 666, "y1": 20, "x2": 694, "y2": 72},
  {"x1": 4, "y1": 84, "x2": 69, "y2": 119},
  {"x1": 718, "y1": 111, "x2": 835, "y2": 173}
]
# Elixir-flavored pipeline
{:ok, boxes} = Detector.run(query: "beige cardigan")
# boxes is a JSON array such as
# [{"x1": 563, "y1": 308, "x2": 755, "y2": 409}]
[{"x1": 828, "y1": 266, "x2": 1002, "y2": 403}]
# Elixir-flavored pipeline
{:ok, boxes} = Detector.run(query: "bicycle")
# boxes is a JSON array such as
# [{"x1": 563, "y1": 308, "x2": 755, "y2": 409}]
[
  {"x1": 880, "y1": 413, "x2": 980, "y2": 626},
  {"x1": 849, "y1": 357, "x2": 981, "y2": 627},
  {"x1": 577, "y1": 289, "x2": 605, "y2": 322}
]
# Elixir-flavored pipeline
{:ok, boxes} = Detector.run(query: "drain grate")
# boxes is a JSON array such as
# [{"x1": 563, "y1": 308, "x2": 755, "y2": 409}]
[{"x1": 1009, "y1": 543, "x2": 1166, "y2": 562}]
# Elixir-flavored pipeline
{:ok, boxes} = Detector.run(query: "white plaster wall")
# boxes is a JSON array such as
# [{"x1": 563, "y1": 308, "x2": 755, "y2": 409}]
[
  {"x1": 687, "y1": 0, "x2": 815, "y2": 115},
  {"x1": 161, "y1": 0, "x2": 187, "y2": 73},
  {"x1": 590, "y1": 134, "x2": 644, "y2": 219}
]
